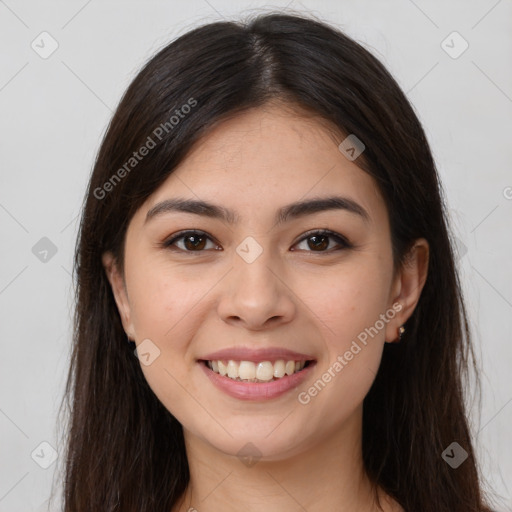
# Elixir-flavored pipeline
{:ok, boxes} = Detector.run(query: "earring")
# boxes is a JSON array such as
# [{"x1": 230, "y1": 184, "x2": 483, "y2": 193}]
[{"x1": 398, "y1": 325, "x2": 405, "y2": 342}]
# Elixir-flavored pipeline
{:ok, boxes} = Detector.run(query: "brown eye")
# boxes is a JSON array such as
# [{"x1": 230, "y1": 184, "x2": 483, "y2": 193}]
[
  {"x1": 293, "y1": 230, "x2": 352, "y2": 252},
  {"x1": 163, "y1": 231, "x2": 220, "y2": 252},
  {"x1": 183, "y1": 233, "x2": 207, "y2": 251},
  {"x1": 306, "y1": 234, "x2": 329, "y2": 251}
]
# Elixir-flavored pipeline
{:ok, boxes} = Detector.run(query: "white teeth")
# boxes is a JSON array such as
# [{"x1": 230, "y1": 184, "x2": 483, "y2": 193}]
[
  {"x1": 256, "y1": 361, "x2": 274, "y2": 381},
  {"x1": 227, "y1": 360, "x2": 238, "y2": 379},
  {"x1": 218, "y1": 360, "x2": 227, "y2": 376},
  {"x1": 273, "y1": 359, "x2": 286, "y2": 378},
  {"x1": 206, "y1": 359, "x2": 309, "y2": 382},
  {"x1": 285, "y1": 360, "x2": 295, "y2": 375},
  {"x1": 239, "y1": 361, "x2": 256, "y2": 380}
]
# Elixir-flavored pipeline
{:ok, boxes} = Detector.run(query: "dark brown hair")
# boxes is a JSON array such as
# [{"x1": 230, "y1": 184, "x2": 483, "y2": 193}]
[{"x1": 56, "y1": 11, "x2": 494, "y2": 512}]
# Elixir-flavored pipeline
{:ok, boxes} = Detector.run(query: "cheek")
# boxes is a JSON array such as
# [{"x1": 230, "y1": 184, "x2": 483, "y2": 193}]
[
  {"x1": 305, "y1": 258, "x2": 391, "y2": 343},
  {"x1": 128, "y1": 262, "x2": 205, "y2": 342},
  {"x1": 298, "y1": 274, "x2": 389, "y2": 423},
  {"x1": 301, "y1": 258, "x2": 391, "y2": 409},
  {"x1": 128, "y1": 266, "x2": 211, "y2": 421},
  {"x1": 126, "y1": 263, "x2": 217, "y2": 392}
]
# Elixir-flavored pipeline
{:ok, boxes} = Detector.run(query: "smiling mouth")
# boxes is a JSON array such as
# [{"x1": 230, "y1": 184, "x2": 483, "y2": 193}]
[{"x1": 201, "y1": 359, "x2": 314, "y2": 383}]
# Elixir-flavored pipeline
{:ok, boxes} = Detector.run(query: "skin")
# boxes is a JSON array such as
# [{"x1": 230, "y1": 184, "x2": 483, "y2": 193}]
[{"x1": 103, "y1": 102, "x2": 428, "y2": 512}]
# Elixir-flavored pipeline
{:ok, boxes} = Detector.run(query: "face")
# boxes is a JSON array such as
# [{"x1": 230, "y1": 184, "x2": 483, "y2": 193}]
[{"x1": 104, "y1": 103, "x2": 427, "y2": 461}]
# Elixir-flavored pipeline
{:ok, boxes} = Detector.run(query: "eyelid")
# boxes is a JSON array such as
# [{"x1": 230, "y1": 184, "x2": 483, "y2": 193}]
[
  {"x1": 162, "y1": 229, "x2": 220, "y2": 251},
  {"x1": 162, "y1": 228, "x2": 352, "y2": 252},
  {"x1": 293, "y1": 228, "x2": 352, "y2": 251}
]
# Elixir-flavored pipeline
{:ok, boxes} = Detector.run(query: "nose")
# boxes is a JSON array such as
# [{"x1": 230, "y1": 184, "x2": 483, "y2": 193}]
[{"x1": 217, "y1": 248, "x2": 296, "y2": 331}]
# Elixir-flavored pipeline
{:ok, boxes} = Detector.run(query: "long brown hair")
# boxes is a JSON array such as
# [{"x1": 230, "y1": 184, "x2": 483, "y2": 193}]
[{"x1": 56, "y1": 12, "x2": 494, "y2": 512}]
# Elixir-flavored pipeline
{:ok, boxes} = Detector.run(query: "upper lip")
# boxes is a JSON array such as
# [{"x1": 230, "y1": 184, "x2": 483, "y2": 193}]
[{"x1": 199, "y1": 347, "x2": 316, "y2": 363}]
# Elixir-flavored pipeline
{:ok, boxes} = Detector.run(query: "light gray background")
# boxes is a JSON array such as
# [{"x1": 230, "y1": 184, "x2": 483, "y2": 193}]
[{"x1": 0, "y1": 1, "x2": 511, "y2": 511}]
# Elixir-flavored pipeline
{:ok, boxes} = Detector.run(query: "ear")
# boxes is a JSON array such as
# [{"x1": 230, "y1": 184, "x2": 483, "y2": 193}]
[
  {"x1": 102, "y1": 251, "x2": 136, "y2": 340},
  {"x1": 385, "y1": 238, "x2": 429, "y2": 343}
]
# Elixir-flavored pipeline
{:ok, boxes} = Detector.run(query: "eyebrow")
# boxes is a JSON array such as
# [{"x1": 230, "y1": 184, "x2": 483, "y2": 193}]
[{"x1": 145, "y1": 195, "x2": 370, "y2": 226}]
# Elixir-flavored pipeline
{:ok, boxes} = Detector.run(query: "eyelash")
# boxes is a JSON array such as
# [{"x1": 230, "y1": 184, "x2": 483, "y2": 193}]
[{"x1": 161, "y1": 229, "x2": 353, "y2": 254}]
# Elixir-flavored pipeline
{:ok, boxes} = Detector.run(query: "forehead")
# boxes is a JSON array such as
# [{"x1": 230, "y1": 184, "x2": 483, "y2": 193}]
[{"x1": 137, "y1": 104, "x2": 387, "y2": 226}]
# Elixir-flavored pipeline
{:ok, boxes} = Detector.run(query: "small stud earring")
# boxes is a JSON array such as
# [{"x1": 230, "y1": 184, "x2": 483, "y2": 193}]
[{"x1": 398, "y1": 325, "x2": 406, "y2": 342}]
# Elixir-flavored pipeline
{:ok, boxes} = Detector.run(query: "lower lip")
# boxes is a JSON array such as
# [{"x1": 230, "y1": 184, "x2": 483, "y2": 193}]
[{"x1": 199, "y1": 361, "x2": 316, "y2": 401}]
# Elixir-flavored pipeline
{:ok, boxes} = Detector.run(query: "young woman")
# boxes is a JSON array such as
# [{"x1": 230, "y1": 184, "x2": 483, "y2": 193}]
[{"x1": 59, "y1": 12, "x2": 495, "y2": 512}]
